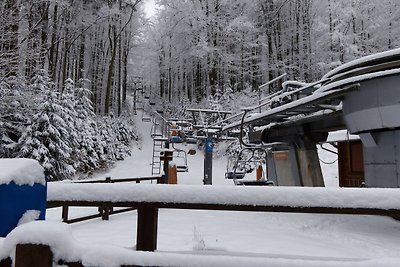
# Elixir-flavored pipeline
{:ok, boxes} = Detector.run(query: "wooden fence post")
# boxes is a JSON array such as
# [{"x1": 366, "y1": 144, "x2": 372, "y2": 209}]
[
  {"x1": 136, "y1": 207, "x2": 158, "y2": 251},
  {"x1": 15, "y1": 244, "x2": 53, "y2": 267},
  {"x1": 62, "y1": 205, "x2": 69, "y2": 223},
  {"x1": 168, "y1": 165, "x2": 177, "y2": 184},
  {"x1": 0, "y1": 258, "x2": 12, "y2": 267}
]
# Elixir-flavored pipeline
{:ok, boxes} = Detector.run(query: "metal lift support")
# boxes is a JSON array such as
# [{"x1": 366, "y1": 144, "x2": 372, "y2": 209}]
[{"x1": 186, "y1": 109, "x2": 232, "y2": 185}]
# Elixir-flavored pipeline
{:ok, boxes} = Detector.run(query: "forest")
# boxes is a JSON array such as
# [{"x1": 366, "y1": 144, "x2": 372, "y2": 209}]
[{"x1": 0, "y1": 0, "x2": 398, "y2": 180}]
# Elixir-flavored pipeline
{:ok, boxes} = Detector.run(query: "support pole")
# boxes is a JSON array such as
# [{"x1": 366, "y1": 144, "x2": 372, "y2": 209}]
[
  {"x1": 203, "y1": 133, "x2": 213, "y2": 185},
  {"x1": 160, "y1": 142, "x2": 173, "y2": 184},
  {"x1": 62, "y1": 205, "x2": 69, "y2": 223},
  {"x1": 296, "y1": 137, "x2": 325, "y2": 187}
]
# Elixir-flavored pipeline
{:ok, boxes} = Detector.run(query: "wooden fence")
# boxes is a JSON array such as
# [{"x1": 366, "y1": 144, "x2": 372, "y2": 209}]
[
  {"x1": 2, "y1": 185, "x2": 400, "y2": 267},
  {"x1": 49, "y1": 176, "x2": 163, "y2": 223}
]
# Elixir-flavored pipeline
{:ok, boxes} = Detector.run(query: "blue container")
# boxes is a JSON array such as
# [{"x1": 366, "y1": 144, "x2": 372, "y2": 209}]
[{"x1": 0, "y1": 181, "x2": 47, "y2": 237}]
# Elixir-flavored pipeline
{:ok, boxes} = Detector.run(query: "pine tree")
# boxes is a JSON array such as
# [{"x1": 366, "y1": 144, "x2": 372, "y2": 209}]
[
  {"x1": 17, "y1": 77, "x2": 75, "y2": 180},
  {"x1": 0, "y1": 76, "x2": 31, "y2": 157},
  {"x1": 60, "y1": 78, "x2": 79, "y2": 158},
  {"x1": 74, "y1": 78, "x2": 101, "y2": 173}
]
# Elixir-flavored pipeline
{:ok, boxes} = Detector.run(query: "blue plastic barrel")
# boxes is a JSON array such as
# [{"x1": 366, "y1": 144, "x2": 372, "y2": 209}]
[{"x1": 0, "y1": 181, "x2": 47, "y2": 237}]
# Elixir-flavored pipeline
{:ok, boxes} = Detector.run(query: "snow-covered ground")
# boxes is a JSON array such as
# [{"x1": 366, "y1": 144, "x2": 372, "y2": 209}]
[{"x1": 42, "y1": 112, "x2": 400, "y2": 264}]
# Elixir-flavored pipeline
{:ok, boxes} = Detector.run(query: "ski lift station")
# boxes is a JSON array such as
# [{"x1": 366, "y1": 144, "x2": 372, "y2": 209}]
[{"x1": 223, "y1": 48, "x2": 400, "y2": 188}]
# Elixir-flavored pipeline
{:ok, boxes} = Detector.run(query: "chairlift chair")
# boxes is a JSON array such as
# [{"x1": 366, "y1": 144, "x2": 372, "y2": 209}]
[
  {"x1": 142, "y1": 111, "x2": 152, "y2": 122},
  {"x1": 225, "y1": 156, "x2": 246, "y2": 180},
  {"x1": 226, "y1": 147, "x2": 273, "y2": 186},
  {"x1": 136, "y1": 101, "x2": 144, "y2": 111},
  {"x1": 172, "y1": 143, "x2": 188, "y2": 172}
]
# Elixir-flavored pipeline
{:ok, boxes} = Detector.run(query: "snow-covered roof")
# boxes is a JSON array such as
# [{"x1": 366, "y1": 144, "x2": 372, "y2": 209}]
[
  {"x1": 0, "y1": 159, "x2": 45, "y2": 186},
  {"x1": 323, "y1": 48, "x2": 400, "y2": 79},
  {"x1": 224, "y1": 66, "x2": 400, "y2": 133},
  {"x1": 48, "y1": 183, "x2": 400, "y2": 210},
  {"x1": 316, "y1": 68, "x2": 400, "y2": 94},
  {"x1": 327, "y1": 130, "x2": 360, "y2": 143}
]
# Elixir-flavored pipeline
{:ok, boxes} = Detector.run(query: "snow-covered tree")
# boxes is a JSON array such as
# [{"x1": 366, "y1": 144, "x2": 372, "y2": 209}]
[
  {"x1": 74, "y1": 78, "x2": 102, "y2": 173},
  {"x1": 17, "y1": 89, "x2": 75, "y2": 181}
]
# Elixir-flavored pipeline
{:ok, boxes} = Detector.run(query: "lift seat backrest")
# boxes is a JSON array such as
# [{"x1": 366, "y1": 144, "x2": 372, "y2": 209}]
[{"x1": 176, "y1": 165, "x2": 188, "y2": 172}]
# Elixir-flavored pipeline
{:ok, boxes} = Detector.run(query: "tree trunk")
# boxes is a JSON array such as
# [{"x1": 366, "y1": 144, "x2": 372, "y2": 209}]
[
  {"x1": 2, "y1": 0, "x2": 19, "y2": 77},
  {"x1": 105, "y1": 24, "x2": 117, "y2": 115}
]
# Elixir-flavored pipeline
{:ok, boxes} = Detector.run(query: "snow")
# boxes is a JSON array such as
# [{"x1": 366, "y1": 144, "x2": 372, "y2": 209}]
[
  {"x1": 323, "y1": 48, "x2": 400, "y2": 79},
  {"x1": 48, "y1": 183, "x2": 400, "y2": 210},
  {"x1": 17, "y1": 210, "x2": 41, "y2": 226},
  {"x1": 224, "y1": 67, "x2": 400, "y2": 132},
  {"x1": 223, "y1": 86, "x2": 346, "y2": 131},
  {"x1": 1, "y1": 220, "x2": 400, "y2": 267},
  {"x1": 282, "y1": 80, "x2": 310, "y2": 90},
  {"x1": 315, "y1": 68, "x2": 400, "y2": 94},
  {"x1": 0, "y1": 221, "x2": 81, "y2": 263},
  {"x1": 327, "y1": 130, "x2": 360, "y2": 142},
  {"x1": 1, "y1": 111, "x2": 400, "y2": 265},
  {"x1": 0, "y1": 158, "x2": 45, "y2": 186}
]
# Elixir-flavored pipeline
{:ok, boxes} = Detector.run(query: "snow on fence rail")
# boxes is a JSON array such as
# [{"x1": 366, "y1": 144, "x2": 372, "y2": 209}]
[{"x1": 47, "y1": 183, "x2": 400, "y2": 211}]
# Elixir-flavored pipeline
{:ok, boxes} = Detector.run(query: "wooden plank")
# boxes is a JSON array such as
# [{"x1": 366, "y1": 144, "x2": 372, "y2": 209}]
[
  {"x1": 15, "y1": 244, "x2": 53, "y2": 267},
  {"x1": 74, "y1": 176, "x2": 161, "y2": 184},
  {"x1": 66, "y1": 213, "x2": 103, "y2": 224},
  {"x1": 136, "y1": 207, "x2": 158, "y2": 251},
  {"x1": 63, "y1": 207, "x2": 136, "y2": 224},
  {"x1": 47, "y1": 200, "x2": 400, "y2": 217}
]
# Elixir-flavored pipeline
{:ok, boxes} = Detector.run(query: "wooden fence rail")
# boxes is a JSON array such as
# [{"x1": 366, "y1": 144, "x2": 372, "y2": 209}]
[{"x1": 46, "y1": 184, "x2": 400, "y2": 252}]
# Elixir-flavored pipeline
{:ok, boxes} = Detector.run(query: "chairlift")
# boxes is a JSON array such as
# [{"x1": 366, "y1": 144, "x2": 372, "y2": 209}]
[
  {"x1": 142, "y1": 111, "x2": 152, "y2": 123},
  {"x1": 225, "y1": 147, "x2": 274, "y2": 186},
  {"x1": 172, "y1": 143, "x2": 188, "y2": 172},
  {"x1": 136, "y1": 101, "x2": 144, "y2": 111},
  {"x1": 225, "y1": 155, "x2": 246, "y2": 180},
  {"x1": 235, "y1": 180, "x2": 275, "y2": 186}
]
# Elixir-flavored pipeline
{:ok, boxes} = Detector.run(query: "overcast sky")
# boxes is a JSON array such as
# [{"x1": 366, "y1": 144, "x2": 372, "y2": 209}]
[{"x1": 144, "y1": 0, "x2": 156, "y2": 18}]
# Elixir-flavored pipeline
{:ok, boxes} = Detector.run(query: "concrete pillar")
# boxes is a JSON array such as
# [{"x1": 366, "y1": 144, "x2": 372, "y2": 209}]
[{"x1": 296, "y1": 140, "x2": 325, "y2": 187}]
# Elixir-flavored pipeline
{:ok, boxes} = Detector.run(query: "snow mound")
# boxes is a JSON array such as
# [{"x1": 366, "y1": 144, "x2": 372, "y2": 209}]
[{"x1": 0, "y1": 159, "x2": 45, "y2": 186}]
